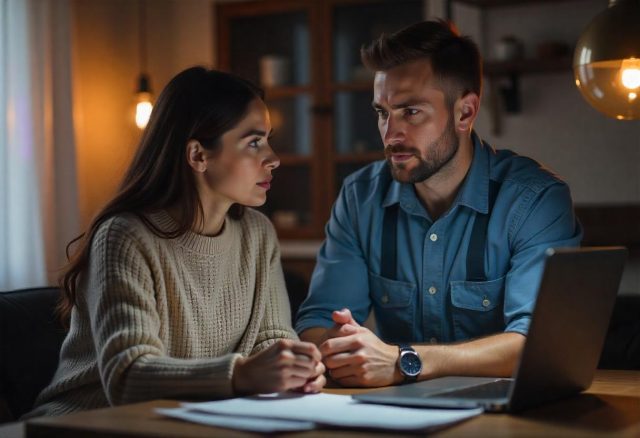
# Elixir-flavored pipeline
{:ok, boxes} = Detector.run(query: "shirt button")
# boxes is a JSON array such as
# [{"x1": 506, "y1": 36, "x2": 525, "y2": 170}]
[
  {"x1": 430, "y1": 337, "x2": 438, "y2": 344},
  {"x1": 482, "y1": 298, "x2": 491, "y2": 307},
  {"x1": 381, "y1": 294, "x2": 389, "y2": 304},
  {"x1": 430, "y1": 233, "x2": 438, "y2": 242},
  {"x1": 428, "y1": 286, "x2": 437, "y2": 295}
]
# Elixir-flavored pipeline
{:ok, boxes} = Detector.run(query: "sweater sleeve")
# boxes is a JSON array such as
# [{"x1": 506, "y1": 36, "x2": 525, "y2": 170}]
[
  {"x1": 250, "y1": 226, "x2": 298, "y2": 355},
  {"x1": 86, "y1": 219, "x2": 241, "y2": 406}
]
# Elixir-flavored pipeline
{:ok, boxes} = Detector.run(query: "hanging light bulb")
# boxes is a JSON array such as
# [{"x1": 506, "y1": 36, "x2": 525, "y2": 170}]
[
  {"x1": 135, "y1": 73, "x2": 153, "y2": 129},
  {"x1": 573, "y1": 0, "x2": 640, "y2": 120},
  {"x1": 134, "y1": 0, "x2": 153, "y2": 129}
]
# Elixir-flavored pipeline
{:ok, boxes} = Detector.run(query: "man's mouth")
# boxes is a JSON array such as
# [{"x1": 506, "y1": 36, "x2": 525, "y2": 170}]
[
  {"x1": 390, "y1": 153, "x2": 415, "y2": 163},
  {"x1": 385, "y1": 145, "x2": 419, "y2": 164}
]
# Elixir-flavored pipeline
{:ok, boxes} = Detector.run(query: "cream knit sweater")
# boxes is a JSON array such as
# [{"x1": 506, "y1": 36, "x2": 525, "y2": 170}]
[{"x1": 25, "y1": 209, "x2": 297, "y2": 418}]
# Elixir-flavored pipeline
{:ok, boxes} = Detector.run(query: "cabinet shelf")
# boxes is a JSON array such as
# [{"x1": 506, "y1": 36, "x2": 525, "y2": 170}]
[
  {"x1": 484, "y1": 56, "x2": 572, "y2": 77},
  {"x1": 450, "y1": 0, "x2": 587, "y2": 7},
  {"x1": 331, "y1": 81, "x2": 374, "y2": 93},
  {"x1": 264, "y1": 85, "x2": 312, "y2": 100},
  {"x1": 277, "y1": 154, "x2": 312, "y2": 166},
  {"x1": 335, "y1": 151, "x2": 384, "y2": 163}
]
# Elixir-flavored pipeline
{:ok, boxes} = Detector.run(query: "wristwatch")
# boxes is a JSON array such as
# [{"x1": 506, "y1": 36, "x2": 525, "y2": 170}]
[{"x1": 397, "y1": 344, "x2": 422, "y2": 383}]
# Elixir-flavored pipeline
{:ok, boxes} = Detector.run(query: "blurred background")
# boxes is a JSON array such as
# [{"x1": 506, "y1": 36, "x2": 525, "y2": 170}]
[{"x1": 1, "y1": 0, "x2": 639, "y2": 298}]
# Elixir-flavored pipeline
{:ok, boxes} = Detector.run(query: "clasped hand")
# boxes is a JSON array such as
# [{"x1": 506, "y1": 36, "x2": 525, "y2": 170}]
[
  {"x1": 319, "y1": 308, "x2": 401, "y2": 387},
  {"x1": 232, "y1": 339, "x2": 326, "y2": 395}
]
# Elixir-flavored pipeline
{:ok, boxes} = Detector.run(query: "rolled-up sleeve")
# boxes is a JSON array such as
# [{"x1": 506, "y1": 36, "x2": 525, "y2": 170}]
[
  {"x1": 503, "y1": 182, "x2": 583, "y2": 335},
  {"x1": 295, "y1": 183, "x2": 372, "y2": 333}
]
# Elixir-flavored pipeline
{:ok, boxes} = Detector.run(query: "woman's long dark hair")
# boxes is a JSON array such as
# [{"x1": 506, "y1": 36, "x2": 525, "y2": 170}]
[{"x1": 58, "y1": 67, "x2": 264, "y2": 324}]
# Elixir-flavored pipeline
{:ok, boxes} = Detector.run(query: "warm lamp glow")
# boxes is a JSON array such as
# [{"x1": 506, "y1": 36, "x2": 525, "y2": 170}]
[
  {"x1": 573, "y1": 0, "x2": 640, "y2": 120},
  {"x1": 620, "y1": 58, "x2": 640, "y2": 89},
  {"x1": 135, "y1": 93, "x2": 153, "y2": 129}
]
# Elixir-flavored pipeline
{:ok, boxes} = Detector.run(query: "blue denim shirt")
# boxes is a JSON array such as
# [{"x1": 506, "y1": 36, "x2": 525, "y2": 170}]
[{"x1": 295, "y1": 134, "x2": 583, "y2": 344}]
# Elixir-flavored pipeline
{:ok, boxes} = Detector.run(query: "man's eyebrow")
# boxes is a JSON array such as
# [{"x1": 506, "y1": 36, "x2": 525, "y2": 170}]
[
  {"x1": 372, "y1": 99, "x2": 431, "y2": 110},
  {"x1": 239, "y1": 129, "x2": 272, "y2": 139}
]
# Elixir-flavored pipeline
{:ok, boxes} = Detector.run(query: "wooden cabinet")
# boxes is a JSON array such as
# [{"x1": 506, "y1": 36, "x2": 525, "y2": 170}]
[{"x1": 216, "y1": 0, "x2": 424, "y2": 239}]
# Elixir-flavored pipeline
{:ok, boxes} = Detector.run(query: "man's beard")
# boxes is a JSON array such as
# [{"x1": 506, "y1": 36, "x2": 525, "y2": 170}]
[{"x1": 385, "y1": 116, "x2": 459, "y2": 184}]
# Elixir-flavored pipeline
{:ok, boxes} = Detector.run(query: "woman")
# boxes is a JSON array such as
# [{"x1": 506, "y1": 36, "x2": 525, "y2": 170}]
[{"x1": 25, "y1": 67, "x2": 325, "y2": 418}]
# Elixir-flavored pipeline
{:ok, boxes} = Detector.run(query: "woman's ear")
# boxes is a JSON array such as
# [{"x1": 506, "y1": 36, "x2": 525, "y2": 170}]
[
  {"x1": 186, "y1": 140, "x2": 207, "y2": 173},
  {"x1": 454, "y1": 92, "x2": 480, "y2": 133}
]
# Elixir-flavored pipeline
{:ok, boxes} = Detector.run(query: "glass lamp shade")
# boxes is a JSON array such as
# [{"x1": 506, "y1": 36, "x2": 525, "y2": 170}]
[{"x1": 573, "y1": 0, "x2": 640, "y2": 120}]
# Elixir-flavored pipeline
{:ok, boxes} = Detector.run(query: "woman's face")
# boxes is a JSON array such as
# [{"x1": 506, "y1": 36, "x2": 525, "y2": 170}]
[{"x1": 202, "y1": 98, "x2": 279, "y2": 207}]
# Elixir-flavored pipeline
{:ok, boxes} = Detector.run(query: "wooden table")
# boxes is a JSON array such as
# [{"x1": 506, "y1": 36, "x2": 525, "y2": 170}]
[{"x1": 3, "y1": 370, "x2": 639, "y2": 437}]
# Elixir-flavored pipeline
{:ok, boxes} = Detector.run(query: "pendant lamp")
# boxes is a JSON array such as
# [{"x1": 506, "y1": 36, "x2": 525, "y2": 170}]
[
  {"x1": 573, "y1": 0, "x2": 640, "y2": 120},
  {"x1": 135, "y1": 0, "x2": 153, "y2": 129}
]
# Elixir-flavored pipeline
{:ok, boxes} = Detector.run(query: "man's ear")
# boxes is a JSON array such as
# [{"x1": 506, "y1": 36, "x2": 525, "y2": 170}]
[
  {"x1": 186, "y1": 140, "x2": 207, "y2": 173},
  {"x1": 454, "y1": 92, "x2": 480, "y2": 133}
]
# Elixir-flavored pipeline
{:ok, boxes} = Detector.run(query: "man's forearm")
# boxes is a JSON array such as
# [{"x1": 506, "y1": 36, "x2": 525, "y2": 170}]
[
  {"x1": 299, "y1": 327, "x2": 329, "y2": 346},
  {"x1": 414, "y1": 332, "x2": 526, "y2": 381}
]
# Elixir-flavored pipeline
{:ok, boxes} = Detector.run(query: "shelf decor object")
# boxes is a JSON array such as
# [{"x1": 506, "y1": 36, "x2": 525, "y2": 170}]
[{"x1": 573, "y1": 0, "x2": 640, "y2": 120}]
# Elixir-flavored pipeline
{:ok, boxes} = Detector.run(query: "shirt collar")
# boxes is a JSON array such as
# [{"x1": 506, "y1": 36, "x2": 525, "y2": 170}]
[
  {"x1": 381, "y1": 166, "x2": 428, "y2": 218},
  {"x1": 455, "y1": 131, "x2": 493, "y2": 214},
  {"x1": 381, "y1": 132, "x2": 493, "y2": 216}
]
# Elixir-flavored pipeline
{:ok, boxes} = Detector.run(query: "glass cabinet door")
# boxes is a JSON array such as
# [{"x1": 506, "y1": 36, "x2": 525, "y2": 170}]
[
  {"x1": 218, "y1": 0, "x2": 425, "y2": 238},
  {"x1": 222, "y1": 6, "x2": 314, "y2": 235},
  {"x1": 330, "y1": 0, "x2": 424, "y2": 194}
]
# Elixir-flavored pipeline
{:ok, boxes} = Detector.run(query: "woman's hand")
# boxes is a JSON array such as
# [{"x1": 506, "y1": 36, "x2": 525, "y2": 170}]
[{"x1": 232, "y1": 339, "x2": 326, "y2": 395}]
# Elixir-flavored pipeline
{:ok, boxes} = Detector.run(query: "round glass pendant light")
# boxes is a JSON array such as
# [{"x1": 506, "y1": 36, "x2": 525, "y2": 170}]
[{"x1": 573, "y1": 0, "x2": 640, "y2": 120}]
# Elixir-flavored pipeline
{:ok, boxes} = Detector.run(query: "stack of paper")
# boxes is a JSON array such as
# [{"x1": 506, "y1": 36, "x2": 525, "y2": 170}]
[{"x1": 156, "y1": 392, "x2": 483, "y2": 433}]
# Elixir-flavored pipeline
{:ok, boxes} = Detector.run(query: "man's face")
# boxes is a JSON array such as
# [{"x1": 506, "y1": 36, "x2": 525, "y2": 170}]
[{"x1": 373, "y1": 59, "x2": 459, "y2": 184}]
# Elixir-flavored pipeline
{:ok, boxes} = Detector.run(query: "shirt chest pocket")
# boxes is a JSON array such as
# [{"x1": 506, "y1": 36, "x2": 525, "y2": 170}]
[
  {"x1": 369, "y1": 271, "x2": 417, "y2": 344},
  {"x1": 449, "y1": 276, "x2": 506, "y2": 340}
]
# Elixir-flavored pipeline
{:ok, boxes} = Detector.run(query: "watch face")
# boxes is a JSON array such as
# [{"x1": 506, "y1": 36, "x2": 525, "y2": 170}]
[{"x1": 400, "y1": 352, "x2": 422, "y2": 376}]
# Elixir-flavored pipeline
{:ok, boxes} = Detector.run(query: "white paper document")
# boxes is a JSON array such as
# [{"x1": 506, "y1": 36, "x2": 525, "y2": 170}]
[
  {"x1": 156, "y1": 393, "x2": 483, "y2": 433},
  {"x1": 156, "y1": 406, "x2": 315, "y2": 433}
]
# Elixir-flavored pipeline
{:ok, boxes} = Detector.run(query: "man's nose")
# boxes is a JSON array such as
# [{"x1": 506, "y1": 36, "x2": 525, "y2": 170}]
[{"x1": 382, "y1": 116, "x2": 405, "y2": 146}]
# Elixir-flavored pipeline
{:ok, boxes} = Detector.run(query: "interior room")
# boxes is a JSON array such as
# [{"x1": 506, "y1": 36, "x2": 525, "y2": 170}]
[{"x1": 1, "y1": 0, "x2": 639, "y2": 436}]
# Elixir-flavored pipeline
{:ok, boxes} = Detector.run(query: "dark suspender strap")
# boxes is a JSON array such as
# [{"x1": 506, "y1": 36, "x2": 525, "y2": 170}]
[
  {"x1": 381, "y1": 204, "x2": 399, "y2": 279},
  {"x1": 466, "y1": 180, "x2": 500, "y2": 282}
]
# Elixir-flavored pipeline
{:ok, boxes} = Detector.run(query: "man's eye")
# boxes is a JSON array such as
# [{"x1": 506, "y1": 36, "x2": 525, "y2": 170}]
[
  {"x1": 405, "y1": 108, "x2": 419, "y2": 116},
  {"x1": 375, "y1": 109, "x2": 388, "y2": 119}
]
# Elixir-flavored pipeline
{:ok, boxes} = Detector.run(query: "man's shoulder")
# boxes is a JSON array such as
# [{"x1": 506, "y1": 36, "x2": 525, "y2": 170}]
[{"x1": 490, "y1": 148, "x2": 567, "y2": 194}]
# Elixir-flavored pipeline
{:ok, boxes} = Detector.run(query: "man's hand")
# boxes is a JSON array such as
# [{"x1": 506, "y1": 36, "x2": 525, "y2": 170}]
[{"x1": 320, "y1": 309, "x2": 401, "y2": 387}]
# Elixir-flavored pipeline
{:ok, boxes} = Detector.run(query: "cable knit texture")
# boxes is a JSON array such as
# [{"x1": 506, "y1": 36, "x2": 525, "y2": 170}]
[{"x1": 24, "y1": 208, "x2": 296, "y2": 418}]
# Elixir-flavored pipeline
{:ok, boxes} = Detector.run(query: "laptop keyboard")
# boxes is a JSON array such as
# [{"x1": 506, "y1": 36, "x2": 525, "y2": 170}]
[{"x1": 430, "y1": 379, "x2": 512, "y2": 399}]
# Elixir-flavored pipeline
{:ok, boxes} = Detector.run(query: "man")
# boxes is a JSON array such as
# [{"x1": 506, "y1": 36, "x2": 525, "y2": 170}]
[{"x1": 295, "y1": 20, "x2": 582, "y2": 387}]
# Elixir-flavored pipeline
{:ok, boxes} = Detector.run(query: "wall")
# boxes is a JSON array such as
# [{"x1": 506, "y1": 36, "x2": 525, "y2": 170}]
[
  {"x1": 442, "y1": 0, "x2": 640, "y2": 295},
  {"x1": 71, "y1": 0, "x2": 214, "y2": 227},
  {"x1": 71, "y1": 0, "x2": 639, "y2": 293},
  {"x1": 446, "y1": 0, "x2": 640, "y2": 205}
]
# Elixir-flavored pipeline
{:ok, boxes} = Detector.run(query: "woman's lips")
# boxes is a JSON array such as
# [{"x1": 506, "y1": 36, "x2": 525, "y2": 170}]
[{"x1": 257, "y1": 181, "x2": 271, "y2": 190}]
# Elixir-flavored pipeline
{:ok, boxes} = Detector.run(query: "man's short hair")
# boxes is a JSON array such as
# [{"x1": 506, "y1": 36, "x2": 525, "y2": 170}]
[{"x1": 361, "y1": 20, "x2": 482, "y2": 103}]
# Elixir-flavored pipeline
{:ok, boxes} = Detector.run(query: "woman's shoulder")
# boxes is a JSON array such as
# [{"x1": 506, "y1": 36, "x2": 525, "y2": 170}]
[
  {"x1": 237, "y1": 208, "x2": 278, "y2": 244},
  {"x1": 93, "y1": 213, "x2": 156, "y2": 248},
  {"x1": 239, "y1": 208, "x2": 275, "y2": 230}
]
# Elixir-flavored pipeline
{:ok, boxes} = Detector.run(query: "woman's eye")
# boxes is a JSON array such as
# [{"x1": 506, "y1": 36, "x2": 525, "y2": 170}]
[{"x1": 248, "y1": 138, "x2": 262, "y2": 149}]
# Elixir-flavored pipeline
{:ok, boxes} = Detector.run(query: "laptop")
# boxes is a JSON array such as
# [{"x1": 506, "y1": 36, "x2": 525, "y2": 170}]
[{"x1": 354, "y1": 246, "x2": 627, "y2": 413}]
